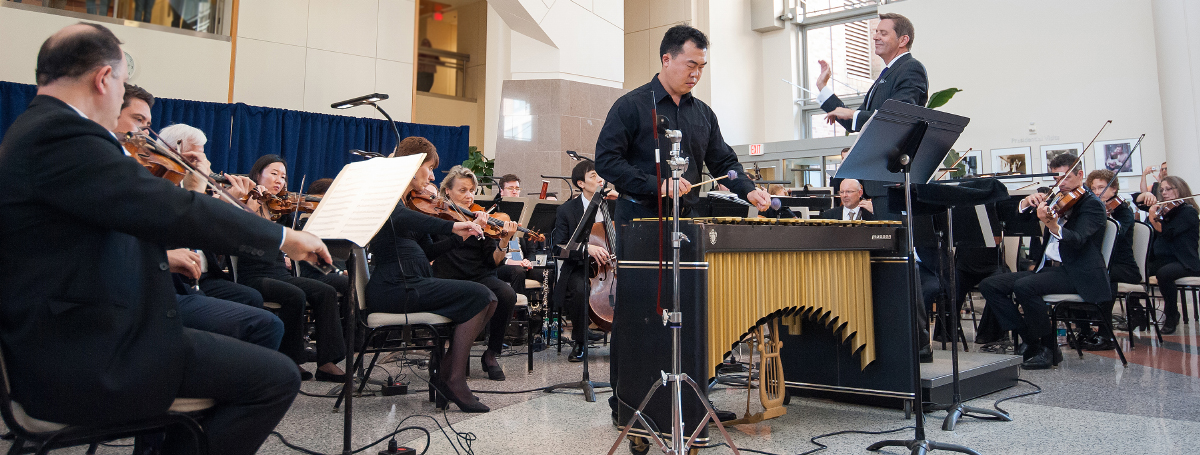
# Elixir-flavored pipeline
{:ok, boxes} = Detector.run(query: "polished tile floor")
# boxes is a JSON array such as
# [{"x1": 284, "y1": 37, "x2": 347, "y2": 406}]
[{"x1": 7, "y1": 298, "x2": 1200, "y2": 454}]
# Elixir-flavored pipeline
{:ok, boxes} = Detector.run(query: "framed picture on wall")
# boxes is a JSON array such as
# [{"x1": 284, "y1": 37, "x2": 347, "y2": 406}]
[
  {"x1": 960, "y1": 149, "x2": 983, "y2": 177},
  {"x1": 1095, "y1": 138, "x2": 1142, "y2": 176},
  {"x1": 990, "y1": 146, "x2": 1032, "y2": 181},
  {"x1": 1041, "y1": 143, "x2": 1084, "y2": 174}
]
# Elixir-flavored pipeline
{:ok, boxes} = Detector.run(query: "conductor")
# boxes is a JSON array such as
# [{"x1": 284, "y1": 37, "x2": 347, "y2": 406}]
[{"x1": 816, "y1": 13, "x2": 928, "y2": 132}]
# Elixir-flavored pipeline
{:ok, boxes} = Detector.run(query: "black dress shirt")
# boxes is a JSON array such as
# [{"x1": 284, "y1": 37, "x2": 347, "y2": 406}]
[{"x1": 595, "y1": 75, "x2": 755, "y2": 208}]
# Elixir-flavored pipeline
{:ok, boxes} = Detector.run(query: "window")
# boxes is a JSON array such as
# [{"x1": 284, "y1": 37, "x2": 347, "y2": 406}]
[
  {"x1": 797, "y1": 4, "x2": 882, "y2": 138},
  {"x1": 502, "y1": 98, "x2": 532, "y2": 142}
]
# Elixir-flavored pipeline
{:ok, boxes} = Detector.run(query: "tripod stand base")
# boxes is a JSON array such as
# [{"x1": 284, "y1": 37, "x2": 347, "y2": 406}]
[
  {"x1": 941, "y1": 404, "x2": 1011, "y2": 431},
  {"x1": 544, "y1": 380, "x2": 611, "y2": 402},
  {"x1": 867, "y1": 439, "x2": 982, "y2": 455}
]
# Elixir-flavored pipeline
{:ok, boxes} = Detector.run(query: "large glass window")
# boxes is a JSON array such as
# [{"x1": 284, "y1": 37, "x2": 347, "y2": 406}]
[
  {"x1": 7, "y1": 0, "x2": 229, "y2": 35},
  {"x1": 796, "y1": 3, "x2": 881, "y2": 138}
]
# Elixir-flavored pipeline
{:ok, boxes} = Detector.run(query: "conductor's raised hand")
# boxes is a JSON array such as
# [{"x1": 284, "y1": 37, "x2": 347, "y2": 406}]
[
  {"x1": 746, "y1": 188, "x2": 772, "y2": 211},
  {"x1": 816, "y1": 60, "x2": 832, "y2": 91},
  {"x1": 282, "y1": 229, "x2": 332, "y2": 266},
  {"x1": 659, "y1": 177, "x2": 692, "y2": 199}
]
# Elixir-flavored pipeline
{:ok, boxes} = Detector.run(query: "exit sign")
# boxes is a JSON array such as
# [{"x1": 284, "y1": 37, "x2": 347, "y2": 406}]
[{"x1": 748, "y1": 144, "x2": 764, "y2": 156}]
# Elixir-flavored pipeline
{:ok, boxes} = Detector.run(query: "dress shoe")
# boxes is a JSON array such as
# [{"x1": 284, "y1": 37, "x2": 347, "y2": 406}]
[
  {"x1": 298, "y1": 367, "x2": 314, "y2": 381},
  {"x1": 919, "y1": 345, "x2": 933, "y2": 363},
  {"x1": 568, "y1": 343, "x2": 585, "y2": 362},
  {"x1": 434, "y1": 388, "x2": 490, "y2": 413},
  {"x1": 1021, "y1": 346, "x2": 1056, "y2": 370},
  {"x1": 1015, "y1": 343, "x2": 1029, "y2": 358},
  {"x1": 588, "y1": 329, "x2": 607, "y2": 342},
  {"x1": 314, "y1": 369, "x2": 346, "y2": 383},
  {"x1": 303, "y1": 346, "x2": 318, "y2": 363},
  {"x1": 481, "y1": 356, "x2": 506, "y2": 381},
  {"x1": 1162, "y1": 314, "x2": 1180, "y2": 335},
  {"x1": 431, "y1": 377, "x2": 490, "y2": 413},
  {"x1": 1082, "y1": 335, "x2": 1116, "y2": 351}
]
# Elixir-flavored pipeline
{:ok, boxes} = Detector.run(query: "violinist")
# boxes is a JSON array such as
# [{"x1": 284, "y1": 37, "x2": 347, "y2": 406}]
[
  {"x1": 494, "y1": 174, "x2": 533, "y2": 313},
  {"x1": 1146, "y1": 176, "x2": 1200, "y2": 335},
  {"x1": 364, "y1": 137, "x2": 495, "y2": 413},
  {"x1": 238, "y1": 154, "x2": 347, "y2": 382},
  {"x1": 978, "y1": 153, "x2": 1111, "y2": 369},
  {"x1": 430, "y1": 166, "x2": 522, "y2": 381},
  {"x1": 552, "y1": 160, "x2": 615, "y2": 362},
  {"x1": 113, "y1": 90, "x2": 283, "y2": 349},
  {"x1": 0, "y1": 23, "x2": 330, "y2": 455},
  {"x1": 1072, "y1": 170, "x2": 1140, "y2": 350}
]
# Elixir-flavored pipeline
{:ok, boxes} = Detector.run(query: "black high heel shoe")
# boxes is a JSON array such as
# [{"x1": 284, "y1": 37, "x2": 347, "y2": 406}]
[
  {"x1": 481, "y1": 353, "x2": 505, "y2": 381},
  {"x1": 431, "y1": 377, "x2": 489, "y2": 413}
]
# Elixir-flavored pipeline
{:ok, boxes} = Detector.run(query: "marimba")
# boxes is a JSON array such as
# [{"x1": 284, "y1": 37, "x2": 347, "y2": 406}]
[{"x1": 613, "y1": 217, "x2": 912, "y2": 444}]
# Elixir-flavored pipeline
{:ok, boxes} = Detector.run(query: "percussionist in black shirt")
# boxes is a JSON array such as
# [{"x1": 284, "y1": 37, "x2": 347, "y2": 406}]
[{"x1": 595, "y1": 24, "x2": 771, "y2": 225}]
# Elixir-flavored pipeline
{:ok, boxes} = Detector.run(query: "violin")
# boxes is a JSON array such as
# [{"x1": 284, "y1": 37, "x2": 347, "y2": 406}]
[
  {"x1": 120, "y1": 131, "x2": 255, "y2": 213},
  {"x1": 404, "y1": 187, "x2": 475, "y2": 223},
  {"x1": 122, "y1": 133, "x2": 188, "y2": 184},
  {"x1": 1046, "y1": 186, "x2": 1087, "y2": 218},
  {"x1": 1154, "y1": 198, "x2": 1190, "y2": 222},
  {"x1": 458, "y1": 202, "x2": 546, "y2": 242},
  {"x1": 1104, "y1": 195, "x2": 1126, "y2": 213},
  {"x1": 1042, "y1": 120, "x2": 1110, "y2": 217},
  {"x1": 246, "y1": 188, "x2": 321, "y2": 221}
]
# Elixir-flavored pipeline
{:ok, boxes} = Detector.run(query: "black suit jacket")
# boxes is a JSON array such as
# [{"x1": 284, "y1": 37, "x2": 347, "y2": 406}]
[
  {"x1": 1024, "y1": 191, "x2": 1113, "y2": 303},
  {"x1": 0, "y1": 95, "x2": 283, "y2": 425},
  {"x1": 821, "y1": 53, "x2": 929, "y2": 132},
  {"x1": 817, "y1": 206, "x2": 875, "y2": 221}
]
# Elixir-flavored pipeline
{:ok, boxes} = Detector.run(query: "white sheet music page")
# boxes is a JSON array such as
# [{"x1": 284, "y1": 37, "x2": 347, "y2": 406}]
[{"x1": 300, "y1": 153, "x2": 424, "y2": 246}]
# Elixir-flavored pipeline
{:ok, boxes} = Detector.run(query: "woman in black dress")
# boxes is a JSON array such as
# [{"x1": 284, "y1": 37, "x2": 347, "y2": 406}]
[
  {"x1": 365, "y1": 137, "x2": 496, "y2": 413},
  {"x1": 1147, "y1": 176, "x2": 1200, "y2": 335},
  {"x1": 432, "y1": 165, "x2": 520, "y2": 381},
  {"x1": 238, "y1": 155, "x2": 346, "y2": 381}
]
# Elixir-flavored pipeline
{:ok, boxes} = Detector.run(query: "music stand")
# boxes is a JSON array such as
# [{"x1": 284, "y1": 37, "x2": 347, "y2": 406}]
[
  {"x1": 837, "y1": 100, "x2": 980, "y2": 455},
  {"x1": 544, "y1": 195, "x2": 611, "y2": 402}
]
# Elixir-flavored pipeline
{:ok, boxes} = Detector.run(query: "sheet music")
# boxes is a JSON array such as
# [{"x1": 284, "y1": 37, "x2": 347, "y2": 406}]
[{"x1": 301, "y1": 153, "x2": 424, "y2": 247}]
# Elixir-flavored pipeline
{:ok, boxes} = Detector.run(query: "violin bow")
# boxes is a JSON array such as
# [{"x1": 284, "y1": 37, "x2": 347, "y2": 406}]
[
  {"x1": 1102, "y1": 134, "x2": 1144, "y2": 194},
  {"x1": 936, "y1": 148, "x2": 973, "y2": 180},
  {"x1": 1049, "y1": 120, "x2": 1111, "y2": 191},
  {"x1": 290, "y1": 175, "x2": 307, "y2": 231}
]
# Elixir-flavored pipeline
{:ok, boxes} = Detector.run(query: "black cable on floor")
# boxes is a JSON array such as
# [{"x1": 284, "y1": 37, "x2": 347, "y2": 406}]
[
  {"x1": 961, "y1": 378, "x2": 1042, "y2": 420},
  {"x1": 270, "y1": 424, "x2": 429, "y2": 455}
]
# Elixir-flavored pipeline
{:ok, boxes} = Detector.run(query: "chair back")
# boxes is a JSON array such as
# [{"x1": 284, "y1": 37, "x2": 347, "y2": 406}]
[
  {"x1": 1002, "y1": 236, "x2": 1020, "y2": 273},
  {"x1": 1102, "y1": 218, "x2": 1118, "y2": 267},
  {"x1": 1132, "y1": 221, "x2": 1152, "y2": 283},
  {"x1": 352, "y1": 247, "x2": 371, "y2": 313}
]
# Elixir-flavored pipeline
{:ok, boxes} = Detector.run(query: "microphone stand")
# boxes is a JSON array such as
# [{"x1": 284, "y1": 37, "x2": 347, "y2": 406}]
[{"x1": 608, "y1": 128, "x2": 740, "y2": 455}]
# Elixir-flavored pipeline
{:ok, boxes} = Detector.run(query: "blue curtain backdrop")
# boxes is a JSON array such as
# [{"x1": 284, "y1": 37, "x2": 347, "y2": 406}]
[{"x1": 0, "y1": 81, "x2": 470, "y2": 192}]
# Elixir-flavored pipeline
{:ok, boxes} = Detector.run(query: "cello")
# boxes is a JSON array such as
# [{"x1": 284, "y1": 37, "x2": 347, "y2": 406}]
[{"x1": 587, "y1": 189, "x2": 618, "y2": 332}]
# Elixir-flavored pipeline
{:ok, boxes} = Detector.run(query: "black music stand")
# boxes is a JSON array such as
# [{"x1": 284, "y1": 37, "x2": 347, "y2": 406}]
[
  {"x1": 544, "y1": 193, "x2": 611, "y2": 402},
  {"x1": 837, "y1": 100, "x2": 979, "y2": 455},
  {"x1": 894, "y1": 179, "x2": 1013, "y2": 431}
]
